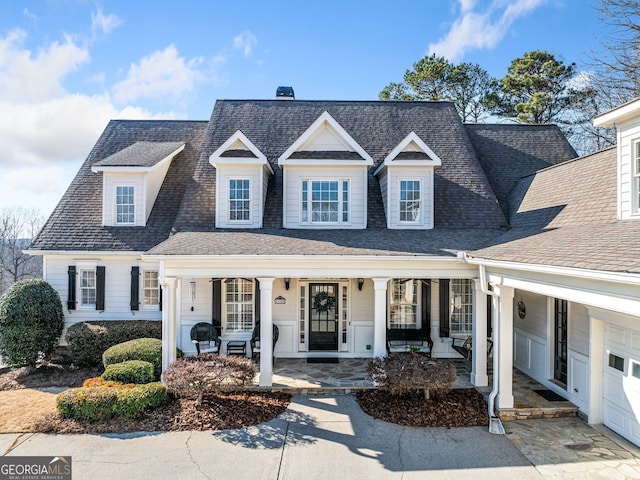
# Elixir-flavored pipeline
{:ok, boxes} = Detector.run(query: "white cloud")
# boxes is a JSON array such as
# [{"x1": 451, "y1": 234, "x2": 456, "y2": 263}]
[
  {"x1": 233, "y1": 31, "x2": 257, "y2": 57},
  {"x1": 22, "y1": 8, "x2": 38, "y2": 25},
  {"x1": 112, "y1": 45, "x2": 205, "y2": 103},
  {"x1": 91, "y1": 8, "x2": 122, "y2": 37},
  {"x1": 428, "y1": 0, "x2": 549, "y2": 62}
]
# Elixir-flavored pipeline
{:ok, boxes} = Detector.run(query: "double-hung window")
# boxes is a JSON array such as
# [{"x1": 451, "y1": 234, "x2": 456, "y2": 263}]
[
  {"x1": 80, "y1": 269, "x2": 96, "y2": 307},
  {"x1": 450, "y1": 279, "x2": 473, "y2": 335},
  {"x1": 143, "y1": 271, "x2": 159, "y2": 307},
  {"x1": 301, "y1": 179, "x2": 349, "y2": 224},
  {"x1": 225, "y1": 279, "x2": 254, "y2": 332},
  {"x1": 229, "y1": 179, "x2": 251, "y2": 222},
  {"x1": 389, "y1": 279, "x2": 418, "y2": 329},
  {"x1": 115, "y1": 185, "x2": 135, "y2": 225},
  {"x1": 634, "y1": 141, "x2": 640, "y2": 213},
  {"x1": 399, "y1": 180, "x2": 421, "y2": 222}
]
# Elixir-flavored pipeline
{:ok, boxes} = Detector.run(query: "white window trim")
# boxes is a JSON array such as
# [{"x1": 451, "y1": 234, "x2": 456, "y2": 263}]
[
  {"x1": 114, "y1": 184, "x2": 136, "y2": 226},
  {"x1": 228, "y1": 177, "x2": 252, "y2": 224},
  {"x1": 141, "y1": 270, "x2": 160, "y2": 310},
  {"x1": 397, "y1": 178, "x2": 423, "y2": 224},
  {"x1": 299, "y1": 178, "x2": 351, "y2": 225},
  {"x1": 633, "y1": 140, "x2": 640, "y2": 215},
  {"x1": 224, "y1": 279, "x2": 255, "y2": 334},
  {"x1": 450, "y1": 279, "x2": 473, "y2": 336},
  {"x1": 77, "y1": 262, "x2": 97, "y2": 309},
  {"x1": 387, "y1": 279, "x2": 420, "y2": 329}
]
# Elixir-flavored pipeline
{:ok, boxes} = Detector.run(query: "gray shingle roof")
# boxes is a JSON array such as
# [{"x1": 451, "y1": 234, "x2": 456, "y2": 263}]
[
  {"x1": 92, "y1": 141, "x2": 185, "y2": 168},
  {"x1": 30, "y1": 120, "x2": 208, "y2": 251},
  {"x1": 470, "y1": 148, "x2": 640, "y2": 274},
  {"x1": 465, "y1": 124, "x2": 577, "y2": 217},
  {"x1": 174, "y1": 100, "x2": 508, "y2": 231},
  {"x1": 148, "y1": 229, "x2": 504, "y2": 257}
]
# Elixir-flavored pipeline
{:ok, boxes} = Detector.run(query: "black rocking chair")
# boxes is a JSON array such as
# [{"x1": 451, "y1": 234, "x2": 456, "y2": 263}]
[
  {"x1": 250, "y1": 322, "x2": 279, "y2": 364},
  {"x1": 190, "y1": 322, "x2": 222, "y2": 355}
]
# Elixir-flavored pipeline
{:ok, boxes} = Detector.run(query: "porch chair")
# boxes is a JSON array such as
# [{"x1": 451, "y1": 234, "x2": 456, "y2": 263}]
[
  {"x1": 250, "y1": 322, "x2": 279, "y2": 364},
  {"x1": 190, "y1": 322, "x2": 222, "y2": 355},
  {"x1": 451, "y1": 336, "x2": 493, "y2": 360}
]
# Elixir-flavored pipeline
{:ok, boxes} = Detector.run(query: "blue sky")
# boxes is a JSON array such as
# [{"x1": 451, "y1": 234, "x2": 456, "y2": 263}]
[{"x1": 0, "y1": 0, "x2": 601, "y2": 219}]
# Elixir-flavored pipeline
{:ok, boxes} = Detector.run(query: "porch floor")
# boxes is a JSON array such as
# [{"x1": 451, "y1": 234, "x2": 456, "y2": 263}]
[{"x1": 265, "y1": 358, "x2": 579, "y2": 420}]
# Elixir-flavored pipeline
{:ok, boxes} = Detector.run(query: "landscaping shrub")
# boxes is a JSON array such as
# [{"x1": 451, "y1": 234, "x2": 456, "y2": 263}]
[
  {"x1": 65, "y1": 320, "x2": 162, "y2": 367},
  {"x1": 102, "y1": 338, "x2": 183, "y2": 380},
  {"x1": 0, "y1": 279, "x2": 65, "y2": 367},
  {"x1": 56, "y1": 382, "x2": 167, "y2": 421},
  {"x1": 368, "y1": 354, "x2": 456, "y2": 400},
  {"x1": 101, "y1": 360, "x2": 155, "y2": 384},
  {"x1": 164, "y1": 353, "x2": 256, "y2": 405}
]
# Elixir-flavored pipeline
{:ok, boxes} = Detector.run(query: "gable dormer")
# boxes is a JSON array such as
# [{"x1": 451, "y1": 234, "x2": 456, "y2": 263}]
[
  {"x1": 92, "y1": 141, "x2": 185, "y2": 227},
  {"x1": 210, "y1": 130, "x2": 273, "y2": 228},
  {"x1": 278, "y1": 112, "x2": 373, "y2": 229},
  {"x1": 594, "y1": 98, "x2": 640, "y2": 221},
  {"x1": 374, "y1": 132, "x2": 442, "y2": 229}
]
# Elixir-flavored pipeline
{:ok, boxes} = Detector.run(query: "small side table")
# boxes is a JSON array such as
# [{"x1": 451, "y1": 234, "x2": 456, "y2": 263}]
[{"x1": 226, "y1": 340, "x2": 247, "y2": 357}]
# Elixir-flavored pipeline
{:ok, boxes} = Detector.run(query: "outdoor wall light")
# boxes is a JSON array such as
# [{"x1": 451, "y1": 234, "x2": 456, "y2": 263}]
[
  {"x1": 357, "y1": 278, "x2": 364, "y2": 291},
  {"x1": 284, "y1": 278, "x2": 291, "y2": 290}
]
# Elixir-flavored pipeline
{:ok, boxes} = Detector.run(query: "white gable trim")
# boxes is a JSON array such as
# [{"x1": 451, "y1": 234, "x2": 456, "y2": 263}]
[
  {"x1": 91, "y1": 144, "x2": 185, "y2": 173},
  {"x1": 278, "y1": 111, "x2": 373, "y2": 166},
  {"x1": 210, "y1": 130, "x2": 274, "y2": 174},
  {"x1": 374, "y1": 132, "x2": 441, "y2": 176},
  {"x1": 594, "y1": 97, "x2": 640, "y2": 127}
]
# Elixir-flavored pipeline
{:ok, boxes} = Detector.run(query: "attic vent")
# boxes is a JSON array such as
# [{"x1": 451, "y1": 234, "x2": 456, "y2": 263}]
[{"x1": 276, "y1": 86, "x2": 295, "y2": 100}]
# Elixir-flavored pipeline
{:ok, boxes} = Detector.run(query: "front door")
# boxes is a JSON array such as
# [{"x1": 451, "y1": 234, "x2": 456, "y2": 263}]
[
  {"x1": 309, "y1": 283, "x2": 338, "y2": 351},
  {"x1": 554, "y1": 298, "x2": 568, "y2": 385}
]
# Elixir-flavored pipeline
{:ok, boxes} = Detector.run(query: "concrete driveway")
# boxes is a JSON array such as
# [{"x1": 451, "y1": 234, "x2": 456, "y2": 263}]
[{"x1": 1, "y1": 394, "x2": 639, "y2": 479}]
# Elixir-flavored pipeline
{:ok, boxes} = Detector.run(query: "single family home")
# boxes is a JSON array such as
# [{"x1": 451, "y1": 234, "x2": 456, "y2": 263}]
[{"x1": 28, "y1": 88, "x2": 640, "y2": 447}]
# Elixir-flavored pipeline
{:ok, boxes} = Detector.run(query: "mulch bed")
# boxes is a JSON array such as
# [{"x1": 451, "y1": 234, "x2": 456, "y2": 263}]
[
  {"x1": 34, "y1": 392, "x2": 291, "y2": 434},
  {"x1": 0, "y1": 364, "x2": 102, "y2": 391},
  {"x1": 357, "y1": 389, "x2": 489, "y2": 428}
]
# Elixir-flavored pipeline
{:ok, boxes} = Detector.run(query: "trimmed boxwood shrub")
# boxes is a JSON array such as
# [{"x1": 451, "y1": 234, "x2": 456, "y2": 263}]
[
  {"x1": 56, "y1": 382, "x2": 167, "y2": 421},
  {"x1": 0, "y1": 279, "x2": 65, "y2": 367},
  {"x1": 101, "y1": 360, "x2": 155, "y2": 384},
  {"x1": 65, "y1": 320, "x2": 162, "y2": 367},
  {"x1": 102, "y1": 338, "x2": 183, "y2": 380}
]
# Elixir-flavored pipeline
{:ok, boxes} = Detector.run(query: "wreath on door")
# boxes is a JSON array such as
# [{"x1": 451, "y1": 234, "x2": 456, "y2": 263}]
[{"x1": 312, "y1": 291, "x2": 336, "y2": 313}]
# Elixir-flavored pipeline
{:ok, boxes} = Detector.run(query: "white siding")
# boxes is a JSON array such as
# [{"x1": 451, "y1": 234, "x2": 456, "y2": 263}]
[
  {"x1": 378, "y1": 170, "x2": 388, "y2": 227},
  {"x1": 145, "y1": 160, "x2": 172, "y2": 221},
  {"x1": 301, "y1": 124, "x2": 351, "y2": 151},
  {"x1": 569, "y1": 301, "x2": 590, "y2": 357},
  {"x1": 384, "y1": 167, "x2": 435, "y2": 229},
  {"x1": 513, "y1": 290, "x2": 548, "y2": 339},
  {"x1": 215, "y1": 165, "x2": 265, "y2": 229},
  {"x1": 44, "y1": 255, "x2": 160, "y2": 344},
  {"x1": 283, "y1": 165, "x2": 367, "y2": 229},
  {"x1": 616, "y1": 117, "x2": 640, "y2": 219},
  {"x1": 102, "y1": 173, "x2": 145, "y2": 226}
]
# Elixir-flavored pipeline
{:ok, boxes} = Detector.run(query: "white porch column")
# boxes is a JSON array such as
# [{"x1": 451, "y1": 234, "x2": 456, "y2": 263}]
[
  {"x1": 373, "y1": 278, "x2": 390, "y2": 358},
  {"x1": 587, "y1": 310, "x2": 605, "y2": 424},
  {"x1": 471, "y1": 279, "x2": 488, "y2": 387},
  {"x1": 493, "y1": 284, "x2": 515, "y2": 409},
  {"x1": 257, "y1": 277, "x2": 275, "y2": 387},
  {"x1": 161, "y1": 277, "x2": 178, "y2": 376}
]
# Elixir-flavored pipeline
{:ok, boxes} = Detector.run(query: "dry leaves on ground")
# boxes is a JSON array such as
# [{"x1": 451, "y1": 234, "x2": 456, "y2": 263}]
[{"x1": 0, "y1": 388, "x2": 64, "y2": 432}]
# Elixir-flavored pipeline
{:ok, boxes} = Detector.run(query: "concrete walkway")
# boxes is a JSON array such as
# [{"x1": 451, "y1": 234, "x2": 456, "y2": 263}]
[{"x1": 1, "y1": 394, "x2": 639, "y2": 480}]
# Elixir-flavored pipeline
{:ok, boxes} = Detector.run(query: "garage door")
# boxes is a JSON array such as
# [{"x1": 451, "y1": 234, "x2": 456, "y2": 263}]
[{"x1": 603, "y1": 323, "x2": 640, "y2": 447}]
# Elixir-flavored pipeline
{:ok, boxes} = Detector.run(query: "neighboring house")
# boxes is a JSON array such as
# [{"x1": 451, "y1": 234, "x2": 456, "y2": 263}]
[{"x1": 27, "y1": 90, "x2": 640, "y2": 447}]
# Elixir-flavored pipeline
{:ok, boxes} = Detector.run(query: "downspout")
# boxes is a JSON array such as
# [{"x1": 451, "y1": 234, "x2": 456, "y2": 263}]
[{"x1": 461, "y1": 251, "x2": 505, "y2": 434}]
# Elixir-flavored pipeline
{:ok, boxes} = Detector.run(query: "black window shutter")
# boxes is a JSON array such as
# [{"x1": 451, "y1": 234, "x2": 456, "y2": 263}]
[
  {"x1": 421, "y1": 280, "x2": 433, "y2": 342},
  {"x1": 130, "y1": 267, "x2": 140, "y2": 311},
  {"x1": 212, "y1": 279, "x2": 222, "y2": 335},
  {"x1": 158, "y1": 286, "x2": 162, "y2": 311},
  {"x1": 439, "y1": 279, "x2": 450, "y2": 338},
  {"x1": 67, "y1": 266, "x2": 76, "y2": 310},
  {"x1": 487, "y1": 295, "x2": 493, "y2": 338},
  {"x1": 96, "y1": 266, "x2": 106, "y2": 311},
  {"x1": 254, "y1": 279, "x2": 260, "y2": 325}
]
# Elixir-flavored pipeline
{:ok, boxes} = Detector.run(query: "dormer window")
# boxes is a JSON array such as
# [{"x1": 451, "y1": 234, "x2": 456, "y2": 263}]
[
  {"x1": 301, "y1": 179, "x2": 350, "y2": 224},
  {"x1": 229, "y1": 179, "x2": 251, "y2": 222},
  {"x1": 115, "y1": 185, "x2": 135, "y2": 225},
  {"x1": 399, "y1": 180, "x2": 421, "y2": 223}
]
